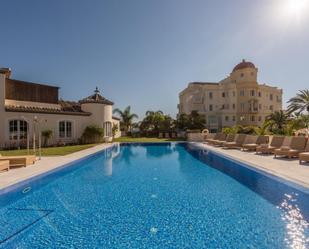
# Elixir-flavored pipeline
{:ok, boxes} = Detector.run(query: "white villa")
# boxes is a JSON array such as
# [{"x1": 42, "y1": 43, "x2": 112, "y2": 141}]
[{"x1": 0, "y1": 68, "x2": 120, "y2": 149}]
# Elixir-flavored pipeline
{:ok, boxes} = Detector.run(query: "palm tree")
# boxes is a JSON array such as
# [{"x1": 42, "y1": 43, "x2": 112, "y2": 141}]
[
  {"x1": 265, "y1": 110, "x2": 290, "y2": 134},
  {"x1": 287, "y1": 89, "x2": 309, "y2": 115},
  {"x1": 113, "y1": 106, "x2": 138, "y2": 133},
  {"x1": 143, "y1": 110, "x2": 165, "y2": 131}
]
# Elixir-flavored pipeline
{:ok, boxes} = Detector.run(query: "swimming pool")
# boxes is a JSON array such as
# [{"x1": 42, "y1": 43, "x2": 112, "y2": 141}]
[{"x1": 0, "y1": 143, "x2": 308, "y2": 248}]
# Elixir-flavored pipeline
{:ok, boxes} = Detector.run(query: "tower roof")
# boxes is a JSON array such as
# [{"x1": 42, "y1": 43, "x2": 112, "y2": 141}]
[
  {"x1": 79, "y1": 87, "x2": 114, "y2": 105},
  {"x1": 232, "y1": 59, "x2": 256, "y2": 72}
]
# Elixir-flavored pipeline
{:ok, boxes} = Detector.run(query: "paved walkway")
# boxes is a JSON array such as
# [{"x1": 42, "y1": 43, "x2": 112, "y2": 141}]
[
  {"x1": 197, "y1": 143, "x2": 309, "y2": 189},
  {"x1": 0, "y1": 143, "x2": 116, "y2": 190}
]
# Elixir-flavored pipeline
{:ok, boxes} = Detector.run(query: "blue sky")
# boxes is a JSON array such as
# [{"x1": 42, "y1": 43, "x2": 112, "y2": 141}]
[{"x1": 1, "y1": 0, "x2": 308, "y2": 119}]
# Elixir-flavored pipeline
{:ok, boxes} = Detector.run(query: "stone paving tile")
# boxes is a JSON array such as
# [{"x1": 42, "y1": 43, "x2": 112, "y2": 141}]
[{"x1": 198, "y1": 143, "x2": 309, "y2": 188}]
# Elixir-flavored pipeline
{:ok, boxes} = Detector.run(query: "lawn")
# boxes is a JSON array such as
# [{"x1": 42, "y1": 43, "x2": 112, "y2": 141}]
[
  {"x1": 113, "y1": 136, "x2": 185, "y2": 143},
  {"x1": 0, "y1": 143, "x2": 100, "y2": 157}
]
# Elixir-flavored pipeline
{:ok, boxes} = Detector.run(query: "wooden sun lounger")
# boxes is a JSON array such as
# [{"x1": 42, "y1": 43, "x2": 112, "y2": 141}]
[
  {"x1": 242, "y1": 135, "x2": 269, "y2": 151},
  {"x1": 256, "y1": 136, "x2": 285, "y2": 154},
  {"x1": 213, "y1": 134, "x2": 235, "y2": 147},
  {"x1": 0, "y1": 160, "x2": 9, "y2": 172},
  {"x1": 208, "y1": 133, "x2": 226, "y2": 145},
  {"x1": 222, "y1": 134, "x2": 247, "y2": 149},
  {"x1": 299, "y1": 152, "x2": 309, "y2": 164},
  {"x1": 274, "y1": 137, "x2": 308, "y2": 159},
  {"x1": 205, "y1": 133, "x2": 219, "y2": 143},
  {"x1": 0, "y1": 154, "x2": 36, "y2": 167}
]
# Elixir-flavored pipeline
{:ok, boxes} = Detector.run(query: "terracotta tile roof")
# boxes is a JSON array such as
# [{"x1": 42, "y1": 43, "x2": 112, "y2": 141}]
[
  {"x1": 79, "y1": 87, "x2": 114, "y2": 105},
  {"x1": 112, "y1": 116, "x2": 121, "y2": 121},
  {"x1": 5, "y1": 101, "x2": 91, "y2": 116}
]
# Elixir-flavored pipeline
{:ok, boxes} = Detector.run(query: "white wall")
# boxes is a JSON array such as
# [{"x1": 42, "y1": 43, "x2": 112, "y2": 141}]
[{"x1": 0, "y1": 74, "x2": 6, "y2": 147}]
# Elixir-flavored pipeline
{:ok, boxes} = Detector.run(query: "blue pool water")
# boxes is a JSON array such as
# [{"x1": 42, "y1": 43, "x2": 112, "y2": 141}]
[{"x1": 0, "y1": 143, "x2": 308, "y2": 248}]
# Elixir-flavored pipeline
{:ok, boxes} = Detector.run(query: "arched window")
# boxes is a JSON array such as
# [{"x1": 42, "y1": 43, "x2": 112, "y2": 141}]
[
  {"x1": 9, "y1": 120, "x2": 28, "y2": 141},
  {"x1": 104, "y1": 122, "x2": 112, "y2": 137},
  {"x1": 59, "y1": 121, "x2": 72, "y2": 138}
]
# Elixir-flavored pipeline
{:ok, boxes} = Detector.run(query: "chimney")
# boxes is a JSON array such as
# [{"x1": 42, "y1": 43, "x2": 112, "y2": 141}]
[{"x1": 0, "y1": 68, "x2": 11, "y2": 78}]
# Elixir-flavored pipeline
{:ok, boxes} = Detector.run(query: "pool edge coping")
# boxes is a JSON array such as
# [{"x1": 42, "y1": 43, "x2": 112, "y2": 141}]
[
  {"x1": 0, "y1": 143, "x2": 117, "y2": 195},
  {"x1": 189, "y1": 142, "x2": 309, "y2": 194}
]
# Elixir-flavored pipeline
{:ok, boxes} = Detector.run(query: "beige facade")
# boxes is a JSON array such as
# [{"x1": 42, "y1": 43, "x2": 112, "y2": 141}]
[
  {"x1": 0, "y1": 68, "x2": 120, "y2": 149},
  {"x1": 178, "y1": 60, "x2": 283, "y2": 132}
]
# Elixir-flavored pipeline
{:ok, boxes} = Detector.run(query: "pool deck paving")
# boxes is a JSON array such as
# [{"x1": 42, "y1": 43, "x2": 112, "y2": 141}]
[
  {"x1": 0, "y1": 143, "x2": 116, "y2": 190},
  {"x1": 198, "y1": 143, "x2": 309, "y2": 189}
]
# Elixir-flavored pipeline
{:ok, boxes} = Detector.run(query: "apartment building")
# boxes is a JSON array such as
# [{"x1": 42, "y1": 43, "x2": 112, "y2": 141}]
[{"x1": 178, "y1": 60, "x2": 283, "y2": 132}]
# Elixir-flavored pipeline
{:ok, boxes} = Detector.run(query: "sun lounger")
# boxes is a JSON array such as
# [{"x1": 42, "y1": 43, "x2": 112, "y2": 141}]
[
  {"x1": 0, "y1": 154, "x2": 36, "y2": 167},
  {"x1": 205, "y1": 133, "x2": 219, "y2": 143},
  {"x1": 164, "y1": 133, "x2": 170, "y2": 139},
  {"x1": 204, "y1": 133, "x2": 215, "y2": 142},
  {"x1": 299, "y1": 141, "x2": 309, "y2": 164},
  {"x1": 242, "y1": 135, "x2": 269, "y2": 151},
  {"x1": 171, "y1": 132, "x2": 177, "y2": 138},
  {"x1": 208, "y1": 133, "x2": 226, "y2": 145},
  {"x1": 256, "y1": 136, "x2": 285, "y2": 154},
  {"x1": 222, "y1": 134, "x2": 247, "y2": 149},
  {"x1": 158, "y1": 132, "x2": 163, "y2": 138},
  {"x1": 299, "y1": 152, "x2": 309, "y2": 164},
  {"x1": 274, "y1": 137, "x2": 308, "y2": 159},
  {"x1": 213, "y1": 134, "x2": 235, "y2": 146},
  {"x1": 0, "y1": 160, "x2": 9, "y2": 172}
]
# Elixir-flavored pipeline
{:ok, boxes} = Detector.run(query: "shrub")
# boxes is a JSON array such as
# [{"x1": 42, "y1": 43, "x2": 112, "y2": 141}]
[
  {"x1": 41, "y1": 130, "x2": 53, "y2": 147},
  {"x1": 81, "y1": 125, "x2": 104, "y2": 144}
]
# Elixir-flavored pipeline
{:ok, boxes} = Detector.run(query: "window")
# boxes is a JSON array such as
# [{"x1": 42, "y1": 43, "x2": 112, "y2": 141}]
[
  {"x1": 208, "y1": 116, "x2": 217, "y2": 124},
  {"x1": 209, "y1": 105, "x2": 213, "y2": 111},
  {"x1": 233, "y1": 91, "x2": 235, "y2": 97},
  {"x1": 225, "y1": 116, "x2": 229, "y2": 121},
  {"x1": 270, "y1": 94, "x2": 273, "y2": 101},
  {"x1": 232, "y1": 103, "x2": 236, "y2": 109},
  {"x1": 232, "y1": 116, "x2": 236, "y2": 122},
  {"x1": 258, "y1": 92, "x2": 261, "y2": 97},
  {"x1": 240, "y1": 73, "x2": 244, "y2": 77},
  {"x1": 240, "y1": 103, "x2": 245, "y2": 111},
  {"x1": 226, "y1": 104, "x2": 229, "y2": 110},
  {"x1": 251, "y1": 72, "x2": 254, "y2": 76},
  {"x1": 240, "y1": 90, "x2": 245, "y2": 96},
  {"x1": 250, "y1": 90, "x2": 255, "y2": 96},
  {"x1": 9, "y1": 120, "x2": 28, "y2": 141},
  {"x1": 259, "y1": 104, "x2": 262, "y2": 110},
  {"x1": 258, "y1": 116, "x2": 262, "y2": 122},
  {"x1": 104, "y1": 122, "x2": 112, "y2": 137},
  {"x1": 222, "y1": 92, "x2": 225, "y2": 98},
  {"x1": 270, "y1": 105, "x2": 273, "y2": 111},
  {"x1": 59, "y1": 121, "x2": 72, "y2": 138},
  {"x1": 222, "y1": 104, "x2": 225, "y2": 109},
  {"x1": 251, "y1": 116, "x2": 255, "y2": 122},
  {"x1": 209, "y1": 92, "x2": 213, "y2": 99}
]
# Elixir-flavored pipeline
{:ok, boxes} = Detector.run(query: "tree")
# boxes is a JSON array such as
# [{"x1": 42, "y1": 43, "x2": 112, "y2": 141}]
[
  {"x1": 140, "y1": 111, "x2": 175, "y2": 136},
  {"x1": 287, "y1": 89, "x2": 309, "y2": 115},
  {"x1": 140, "y1": 110, "x2": 165, "y2": 132},
  {"x1": 265, "y1": 110, "x2": 290, "y2": 134},
  {"x1": 41, "y1": 130, "x2": 53, "y2": 147},
  {"x1": 113, "y1": 106, "x2": 138, "y2": 132},
  {"x1": 176, "y1": 111, "x2": 206, "y2": 131},
  {"x1": 112, "y1": 124, "x2": 118, "y2": 139}
]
